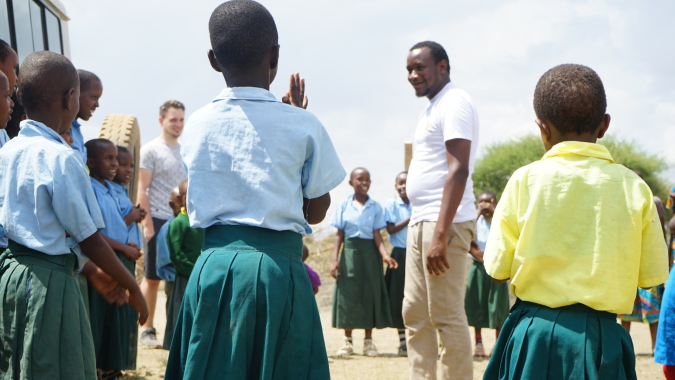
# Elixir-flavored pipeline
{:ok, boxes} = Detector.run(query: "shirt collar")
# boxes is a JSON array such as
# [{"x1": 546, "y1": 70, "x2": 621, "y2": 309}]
[
  {"x1": 213, "y1": 87, "x2": 278, "y2": 103},
  {"x1": 19, "y1": 120, "x2": 69, "y2": 146},
  {"x1": 542, "y1": 141, "x2": 614, "y2": 163},
  {"x1": 90, "y1": 177, "x2": 113, "y2": 194},
  {"x1": 395, "y1": 196, "x2": 410, "y2": 207},
  {"x1": 429, "y1": 81, "x2": 455, "y2": 103},
  {"x1": 348, "y1": 193, "x2": 376, "y2": 209},
  {"x1": 180, "y1": 207, "x2": 188, "y2": 215},
  {"x1": 72, "y1": 119, "x2": 81, "y2": 128},
  {"x1": 108, "y1": 181, "x2": 128, "y2": 194}
]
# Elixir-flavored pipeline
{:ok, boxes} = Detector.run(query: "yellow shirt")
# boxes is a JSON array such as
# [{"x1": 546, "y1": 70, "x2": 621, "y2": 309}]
[{"x1": 483, "y1": 141, "x2": 669, "y2": 314}]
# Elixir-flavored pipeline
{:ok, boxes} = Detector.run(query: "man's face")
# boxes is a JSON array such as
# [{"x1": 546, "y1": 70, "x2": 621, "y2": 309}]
[
  {"x1": 160, "y1": 107, "x2": 185, "y2": 138},
  {"x1": 78, "y1": 79, "x2": 103, "y2": 121},
  {"x1": 407, "y1": 47, "x2": 446, "y2": 98},
  {"x1": 0, "y1": 49, "x2": 19, "y2": 96}
]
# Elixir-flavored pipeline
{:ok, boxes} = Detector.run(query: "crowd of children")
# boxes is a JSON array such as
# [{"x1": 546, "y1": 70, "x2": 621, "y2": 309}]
[{"x1": 0, "y1": 1, "x2": 674, "y2": 380}]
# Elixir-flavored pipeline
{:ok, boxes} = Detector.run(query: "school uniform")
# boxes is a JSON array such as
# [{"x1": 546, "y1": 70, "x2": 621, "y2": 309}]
[
  {"x1": 165, "y1": 87, "x2": 345, "y2": 380},
  {"x1": 383, "y1": 196, "x2": 411, "y2": 329},
  {"x1": 0, "y1": 129, "x2": 9, "y2": 148},
  {"x1": 109, "y1": 181, "x2": 142, "y2": 247},
  {"x1": 0, "y1": 120, "x2": 103, "y2": 380},
  {"x1": 656, "y1": 265, "x2": 675, "y2": 372},
  {"x1": 331, "y1": 194, "x2": 393, "y2": 330},
  {"x1": 464, "y1": 215, "x2": 510, "y2": 330},
  {"x1": 163, "y1": 207, "x2": 205, "y2": 350},
  {"x1": 88, "y1": 177, "x2": 138, "y2": 371},
  {"x1": 70, "y1": 119, "x2": 87, "y2": 164},
  {"x1": 483, "y1": 141, "x2": 669, "y2": 380},
  {"x1": 155, "y1": 217, "x2": 175, "y2": 283}
]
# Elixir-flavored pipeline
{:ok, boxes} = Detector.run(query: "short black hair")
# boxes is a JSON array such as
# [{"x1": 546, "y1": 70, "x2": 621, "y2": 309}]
[
  {"x1": 410, "y1": 41, "x2": 450, "y2": 73},
  {"x1": 396, "y1": 171, "x2": 408, "y2": 180},
  {"x1": 77, "y1": 69, "x2": 101, "y2": 91},
  {"x1": 17, "y1": 51, "x2": 79, "y2": 114},
  {"x1": 350, "y1": 167, "x2": 369, "y2": 179},
  {"x1": 533, "y1": 64, "x2": 607, "y2": 135},
  {"x1": 478, "y1": 190, "x2": 497, "y2": 201},
  {"x1": 85, "y1": 138, "x2": 115, "y2": 159},
  {"x1": 209, "y1": 0, "x2": 278, "y2": 69},
  {"x1": 0, "y1": 39, "x2": 12, "y2": 63},
  {"x1": 116, "y1": 145, "x2": 129, "y2": 154}
]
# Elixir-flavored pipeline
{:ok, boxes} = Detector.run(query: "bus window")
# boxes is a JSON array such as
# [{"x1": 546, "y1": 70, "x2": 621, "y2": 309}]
[
  {"x1": 0, "y1": 1, "x2": 10, "y2": 43},
  {"x1": 45, "y1": 8, "x2": 62, "y2": 54},
  {"x1": 12, "y1": 0, "x2": 34, "y2": 64},
  {"x1": 29, "y1": 0, "x2": 44, "y2": 51}
]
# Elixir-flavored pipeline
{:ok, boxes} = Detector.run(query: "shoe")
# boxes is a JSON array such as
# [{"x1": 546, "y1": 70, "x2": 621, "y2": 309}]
[
  {"x1": 474, "y1": 342, "x2": 487, "y2": 358},
  {"x1": 397, "y1": 345, "x2": 408, "y2": 357},
  {"x1": 140, "y1": 327, "x2": 162, "y2": 349},
  {"x1": 336, "y1": 337, "x2": 354, "y2": 356},
  {"x1": 363, "y1": 339, "x2": 378, "y2": 357}
]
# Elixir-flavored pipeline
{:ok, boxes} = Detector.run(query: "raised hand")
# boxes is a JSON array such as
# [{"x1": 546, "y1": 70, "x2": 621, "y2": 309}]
[{"x1": 281, "y1": 73, "x2": 308, "y2": 109}]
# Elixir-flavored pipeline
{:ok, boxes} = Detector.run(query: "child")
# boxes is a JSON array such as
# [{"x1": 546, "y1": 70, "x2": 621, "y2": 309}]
[
  {"x1": 464, "y1": 190, "x2": 509, "y2": 358},
  {"x1": 72, "y1": 70, "x2": 103, "y2": 163},
  {"x1": 0, "y1": 51, "x2": 147, "y2": 380},
  {"x1": 85, "y1": 138, "x2": 143, "y2": 379},
  {"x1": 482, "y1": 64, "x2": 668, "y2": 379},
  {"x1": 164, "y1": 1, "x2": 345, "y2": 378},
  {"x1": 0, "y1": 70, "x2": 12, "y2": 145},
  {"x1": 656, "y1": 251, "x2": 675, "y2": 378},
  {"x1": 0, "y1": 39, "x2": 17, "y2": 145},
  {"x1": 111, "y1": 146, "x2": 145, "y2": 248},
  {"x1": 156, "y1": 186, "x2": 180, "y2": 319},
  {"x1": 384, "y1": 171, "x2": 411, "y2": 357},
  {"x1": 303, "y1": 245, "x2": 321, "y2": 294},
  {"x1": 331, "y1": 167, "x2": 398, "y2": 356},
  {"x1": 60, "y1": 125, "x2": 74, "y2": 146},
  {"x1": 163, "y1": 179, "x2": 205, "y2": 350}
]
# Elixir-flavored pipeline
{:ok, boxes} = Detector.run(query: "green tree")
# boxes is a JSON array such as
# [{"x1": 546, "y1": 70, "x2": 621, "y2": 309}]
[{"x1": 473, "y1": 135, "x2": 670, "y2": 201}]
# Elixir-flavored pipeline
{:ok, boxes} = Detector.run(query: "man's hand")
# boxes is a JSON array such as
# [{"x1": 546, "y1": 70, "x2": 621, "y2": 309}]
[
  {"x1": 282, "y1": 73, "x2": 308, "y2": 109},
  {"x1": 142, "y1": 221, "x2": 154, "y2": 243},
  {"x1": 331, "y1": 260, "x2": 340, "y2": 279},
  {"x1": 87, "y1": 268, "x2": 129, "y2": 305},
  {"x1": 426, "y1": 233, "x2": 450, "y2": 276}
]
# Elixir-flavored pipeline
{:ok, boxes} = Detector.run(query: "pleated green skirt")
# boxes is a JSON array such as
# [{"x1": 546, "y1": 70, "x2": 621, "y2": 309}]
[
  {"x1": 384, "y1": 247, "x2": 406, "y2": 329},
  {"x1": 88, "y1": 251, "x2": 138, "y2": 371},
  {"x1": 163, "y1": 274, "x2": 188, "y2": 350},
  {"x1": 465, "y1": 261, "x2": 510, "y2": 329},
  {"x1": 483, "y1": 299, "x2": 637, "y2": 380},
  {"x1": 332, "y1": 237, "x2": 393, "y2": 329},
  {"x1": 164, "y1": 225, "x2": 330, "y2": 380},
  {"x1": 0, "y1": 241, "x2": 97, "y2": 380}
]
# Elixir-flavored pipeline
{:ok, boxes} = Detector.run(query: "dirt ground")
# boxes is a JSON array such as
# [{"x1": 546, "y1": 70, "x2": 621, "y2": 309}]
[{"x1": 126, "y1": 274, "x2": 666, "y2": 380}]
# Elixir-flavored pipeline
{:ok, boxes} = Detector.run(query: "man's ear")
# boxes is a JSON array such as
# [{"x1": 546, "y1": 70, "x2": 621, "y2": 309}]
[
  {"x1": 208, "y1": 49, "x2": 222, "y2": 73},
  {"x1": 269, "y1": 45, "x2": 280, "y2": 70},
  {"x1": 597, "y1": 114, "x2": 611, "y2": 139},
  {"x1": 439, "y1": 59, "x2": 449, "y2": 76}
]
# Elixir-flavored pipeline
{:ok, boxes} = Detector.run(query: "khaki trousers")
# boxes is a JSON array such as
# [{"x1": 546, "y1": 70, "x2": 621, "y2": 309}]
[{"x1": 403, "y1": 220, "x2": 476, "y2": 380}]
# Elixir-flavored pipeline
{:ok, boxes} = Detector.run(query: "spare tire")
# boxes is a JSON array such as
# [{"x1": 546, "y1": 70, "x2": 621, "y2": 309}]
[{"x1": 98, "y1": 114, "x2": 141, "y2": 203}]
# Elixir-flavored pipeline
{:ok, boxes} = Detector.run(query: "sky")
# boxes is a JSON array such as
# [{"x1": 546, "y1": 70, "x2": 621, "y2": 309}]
[{"x1": 67, "y1": 0, "x2": 675, "y2": 236}]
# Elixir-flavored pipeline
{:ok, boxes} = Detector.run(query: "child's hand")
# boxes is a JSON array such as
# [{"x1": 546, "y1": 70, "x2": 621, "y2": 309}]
[
  {"x1": 123, "y1": 242, "x2": 143, "y2": 262},
  {"x1": 87, "y1": 268, "x2": 129, "y2": 305},
  {"x1": 136, "y1": 204, "x2": 147, "y2": 221},
  {"x1": 331, "y1": 260, "x2": 340, "y2": 279},
  {"x1": 128, "y1": 287, "x2": 149, "y2": 325},
  {"x1": 469, "y1": 245, "x2": 484, "y2": 263},
  {"x1": 128, "y1": 206, "x2": 144, "y2": 224},
  {"x1": 384, "y1": 255, "x2": 398, "y2": 269},
  {"x1": 282, "y1": 73, "x2": 308, "y2": 109}
]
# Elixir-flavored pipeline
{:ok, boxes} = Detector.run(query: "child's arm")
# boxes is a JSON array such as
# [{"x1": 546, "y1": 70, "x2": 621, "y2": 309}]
[
  {"x1": 374, "y1": 230, "x2": 398, "y2": 269},
  {"x1": 303, "y1": 193, "x2": 331, "y2": 225},
  {"x1": 123, "y1": 205, "x2": 143, "y2": 226},
  {"x1": 331, "y1": 229, "x2": 345, "y2": 279},
  {"x1": 101, "y1": 234, "x2": 142, "y2": 261},
  {"x1": 79, "y1": 231, "x2": 148, "y2": 324},
  {"x1": 386, "y1": 217, "x2": 411, "y2": 235}
]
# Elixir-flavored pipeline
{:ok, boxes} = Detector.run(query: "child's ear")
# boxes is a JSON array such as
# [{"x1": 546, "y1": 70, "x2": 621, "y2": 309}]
[
  {"x1": 207, "y1": 49, "x2": 222, "y2": 73},
  {"x1": 536, "y1": 118, "x2": 551, "y2": 145},
  {"x1": 596, "y1": 114, "x2": 610, "y2": 139},
  {"x1": 64, "y1": 87, "x2": 77, "y2": 110},
  {"x1": 269, "y1": 45, "x2": 280, "y2": 70}
]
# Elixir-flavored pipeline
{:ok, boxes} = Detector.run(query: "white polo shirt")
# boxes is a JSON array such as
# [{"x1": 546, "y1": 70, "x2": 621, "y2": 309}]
[{"x1": 407, "y1": 82, "x2": 479, "y2": 225}]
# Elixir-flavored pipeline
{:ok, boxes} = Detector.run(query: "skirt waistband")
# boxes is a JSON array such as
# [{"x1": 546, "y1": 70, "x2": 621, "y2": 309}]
[
  {"x1": 343, "y1": 237, "x2": 376, "y2": 250},
  {"x1": 513, "y1": 298, "x2": 617, "y2": 320},
  {"x1": 5, "y1": 240, "x2": 77, "y2": 274},
  {"x1": 204, "y1": 225, "x2": 303, "y2": 259}
]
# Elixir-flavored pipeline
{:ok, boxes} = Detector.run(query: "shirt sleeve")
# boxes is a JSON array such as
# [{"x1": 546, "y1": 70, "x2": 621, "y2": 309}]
[
  {"x1": 52, "y1": 154, "x2": 105, "y2": 243},
  {"x1": 637, "y1": 191, "x2": 669, "y2": 288},
  {"x1": 439, "y1": 94, "x2": 475, "y2": 143},
  {"x1": 483, "y1": 172, "x2": 521, "y2": 280},
  {"x1": 301, "y1": 118, "x2": 347, "y2": 199},
  {"x1": 331, "y1": 201, "x2": 346, "y2": 230},
  {"x1": 373, "y1": 202, "x2": 387, "y2": 231},
  {"x1": 168, "y1": 217, "x2": 188, "y2": 276},
  {"x1": 384, "y1": 200, "x2": 396, "y2": 224},
  {"x1": 139, "y1": 143, "x2": 156, "y2": 172}
]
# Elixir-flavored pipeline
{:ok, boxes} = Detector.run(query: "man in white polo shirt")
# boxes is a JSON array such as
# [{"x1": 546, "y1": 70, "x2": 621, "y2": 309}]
[{"x1": 403, "y1": 41, "x2": 479, "y2": 380}]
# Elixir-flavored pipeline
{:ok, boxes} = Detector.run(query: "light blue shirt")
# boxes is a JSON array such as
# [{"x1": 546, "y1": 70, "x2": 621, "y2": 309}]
[
  {"x1": 0, "y1": 129, "x2": 9, "y2": 148},
  {"x1": 181, "y1": 87, "x2": 345, "y2": 236},
  {"x1": 155, "y1": 217, "x2": 175, "y2": 282},
  {"x1": 476, "y1": 215, "x2": 491, "y2": 251},
  {"x1": 331, "y1": 194, "x2": 386, "y2": 239},
  {"x1": 384, "y1": 197, "x2": 412, "y2": 249},
  {"x1": 71, "y1": 119, "x2": 87, "y2": 164},
  {"x1": 90, "y1": 178, "x2": 129, "y2": 244},
  {"x1": 110, "y1": 181, "x2": 142, "y2": 247},
  {"x1": 0, "y1": 120, "x2": 104, "y2": 268}
]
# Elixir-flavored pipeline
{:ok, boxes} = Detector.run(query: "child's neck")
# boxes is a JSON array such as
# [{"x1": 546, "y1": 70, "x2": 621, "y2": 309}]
[
  {"x1": 25, "y1": 109, "x2": 68, "y2": 135},
  {"x1": 112, "y1": 179, "x2": 127, "y2": 187},
  {"x1": 222, "y1": 68, "x2": 271, "y2": 91},
  {"x1": 401, "y1": 196, "x2": 409, "y2": 205},
  {"x1": 90, "y1": 173, "x2": 107, "y2": 185},
  {"x1": 353, "y1": 192, "x2": 368, "y2": 205}
]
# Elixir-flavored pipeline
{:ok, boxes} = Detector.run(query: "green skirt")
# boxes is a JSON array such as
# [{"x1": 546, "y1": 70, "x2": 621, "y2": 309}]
[
  {"x1": 0, "y1": 241, "x2": 97, "y2": 380},
  {"x1": 88, "y1": 251, "x2": 138, "y2": 371},
  {"x1": 332, "y1": 237, "x2": 393, "y2": 329},
  {"x1": 483, "y1": 299, "x2": 636, "y2": 380},
  {"x1": 163, "y1": 274, "x2": 188, "y2": 350},
  {"x1": 465, "y1": 261, "x2": 510, "y2": 329},
  {"x1": 164, "y1": 225, "x2": 330, "y2": 380},
  {"x1": 384, "y1": 247, "x2": 406, "y2": 329}
]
